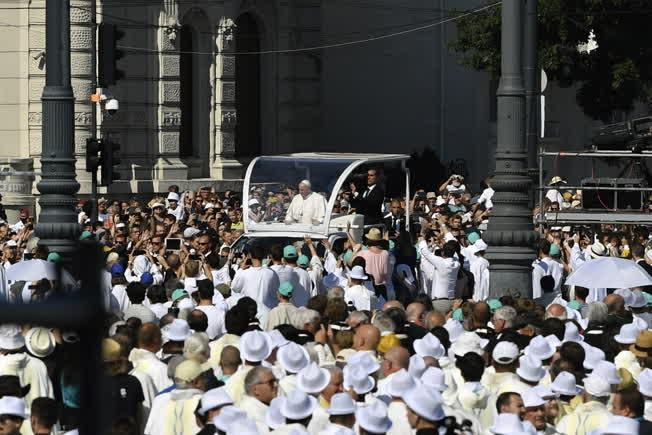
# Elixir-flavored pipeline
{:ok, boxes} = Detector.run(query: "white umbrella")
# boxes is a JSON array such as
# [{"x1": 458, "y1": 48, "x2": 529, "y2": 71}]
[
  {"x1": 565, "y1": 257, "x2": 652, "y2": 289},
  {"x1": 5, "y1": 259, "x2": 57, "y2": 282}
]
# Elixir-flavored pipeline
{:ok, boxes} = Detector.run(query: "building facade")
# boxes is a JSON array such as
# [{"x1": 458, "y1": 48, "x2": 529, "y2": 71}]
[{"x1": 0, "y1": 0, "x2": 626, "y2": 220}]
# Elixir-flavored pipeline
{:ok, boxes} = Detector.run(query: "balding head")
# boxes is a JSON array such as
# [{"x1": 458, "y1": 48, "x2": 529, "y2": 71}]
[
  {"x1": 138, "y1": 323, "x2": 162, "y2": 353},
  {"x1": 406, "y1": 302, "x2": 426, "y2": 326},
  {"x1": 604, "y1": 294, "x2": 625, "y2": 314},
  {"x1": 383, "y1": 300, "x2": 404, "y2": 311},
  {"x1": 353, "y1": 324, "x2": 381, "y2": 351},
  {"x1": 424, "y1": 311, "x2": 446, "y2": 330},
  {"x1": 220, "y1": 345, "x2": 241, "y2": 375},
  {"x1": 472, "y1": 302, "x2": 491, "y2": 326},
  {"x1": 382, "y1": 346, "x2": 410, "y2": 377},
  {"x1": 544, "y1": 303, "x2": 567, "y2": 321}
]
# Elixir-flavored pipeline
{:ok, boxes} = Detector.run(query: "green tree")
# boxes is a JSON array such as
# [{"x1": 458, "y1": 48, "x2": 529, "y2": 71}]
[{"x1": 451, "y1": 0, "x2": 652, "y2": 121}]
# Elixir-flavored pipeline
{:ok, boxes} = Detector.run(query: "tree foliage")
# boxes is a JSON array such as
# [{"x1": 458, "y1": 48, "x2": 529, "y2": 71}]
[{"x1": 450, "y1": 0, "x2": 652, "y2": 121}]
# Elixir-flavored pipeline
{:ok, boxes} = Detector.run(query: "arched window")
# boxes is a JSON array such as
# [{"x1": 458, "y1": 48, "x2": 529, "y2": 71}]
[{"x1": 235, "y1": 13, "x2": 262, "y2": 157}]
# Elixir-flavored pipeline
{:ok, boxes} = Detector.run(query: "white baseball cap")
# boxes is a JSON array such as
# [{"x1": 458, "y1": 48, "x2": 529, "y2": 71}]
[{"x1": 492, "y1": 341, "x2": 520, "y2": 364}]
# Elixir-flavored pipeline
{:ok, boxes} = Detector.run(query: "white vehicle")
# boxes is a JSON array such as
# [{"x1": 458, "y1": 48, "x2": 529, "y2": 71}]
[{"x1": 230, "y1": 153, "x2": 411, "y2": 255}]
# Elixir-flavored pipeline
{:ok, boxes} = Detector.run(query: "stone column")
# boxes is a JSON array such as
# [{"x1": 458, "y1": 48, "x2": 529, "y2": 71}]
[{"x1": 483, "y1": 0, "x2": 538, "y2": 297}]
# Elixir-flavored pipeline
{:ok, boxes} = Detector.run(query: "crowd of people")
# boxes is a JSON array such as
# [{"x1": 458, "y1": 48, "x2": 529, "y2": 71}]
[{"x1": 0, "y1": 168, "x2": 650, "y2": 435}]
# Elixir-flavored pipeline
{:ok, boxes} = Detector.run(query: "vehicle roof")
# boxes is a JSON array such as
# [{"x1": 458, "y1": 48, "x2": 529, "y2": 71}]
[{"x1": 259, "y1": 153, "x2": 410, "y2": 162}]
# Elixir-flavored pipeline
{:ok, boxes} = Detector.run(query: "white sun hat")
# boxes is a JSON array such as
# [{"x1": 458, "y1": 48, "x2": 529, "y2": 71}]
[
  {"x1": 591, "y1": 360, "x2": 621, "y2": 385},
  {"x1": 167, "y1": 192, "x2": 180, "y2": 202},
  {"x1": 630, "y1": 290, "x2": 648, "y2": 309},
  {"x1": 0, "y1": 396, "x2": 25, "y2": 419},
  {"x1": 408, "y1": 354, "x2": 427, "y2": 378},
  {"x1": 24, "y1": 327, "x2": 56, "y2": 358},
  {"x1": 347, "y1": 351, "x2": 380, "y2": 375},
  {"x1": 198, "y1": 387, "x2": 234, "y2": 415},
  {"x1": 583, "y1": 375, "x2": 611, "y2": 397},
  {"x1": 614, "y1": 289, "x2": 635, "y2": 307},
  {"x1": 489, "y1": 413, "x2": 527, "y2": 434},
  {"x1": 582, "y1": 344, "x2": 606, "y2": 371},
  {"x1": 296, "y1": 362, "x2": 331, "y2": 394},
  {"x1": 563, "y1": 322, "x2": 584, "y2": 343},
  {"x1": 550, "y1": 371, "x2": 582, "y2": 396},
  {"x1": 597, "y1": 415, "x2": 639, "y2": 435},
  {"x1": 635, "y1": 368, "x2": 652, "y2": 397},
  {"x1": 614, "y1": 323, "x2": 640, "y2": 345},
  {"x1": 225, "y1": 417, "x2": 259, "y2": 435},
  {"x1": 413, "y1": 333, "x2": 446, "y2": 359},
  {"x1": 277, "y1": 342, "x2": 310, "y2": 374},
  {"x1": 240, "y1": 330, "x2": 272, "y2": 363},
  {"x1": 165, "y1": 319, "x2": 193, "y2": 342},
  {"x1": 544, "y1": 334, "x2": 562, "y2": 349},
  {"x1": 451, "y1": 332, "x2": 488, "y2": 358},
  {"x1": 327, "y1": 392, "x2": 357, "y2": 415},
  {"x1": 386, "y1": 369, "x2": 417, "y2": 398},
  {"x1": 347, "y1": 265, "x2": 368, "y2": 281},
  {"x1": 0, "y1": 324, "x2": 25, "y2": 351},
  {"x1": 355, "y1": 400, "x2": 392, "y2": 434},
  {"x1": 403, "y1": 387, "x2": 446, "y2": 422},
  {"x1": 212, "y1": 406, "x2": 247, "y2": 433},
  {"x1": 443, "y1": 320, "x2": 465, "y2": 343},
  {"x1": 343, "y1": 365, "x2": 375, "y2": 395},
  {"x1": 420, "y1": 367, "x2": 448, "y2": 392},
  {"x1": 524, "y1": 335, "x2": 555, "y2": 360},
  {"x1": 532, "y1": 384, "x2": 557, "y2": 400},
  {"x1": 521, "y1": 388, "x2": 546, "y2": 408},
  {"x1": 280, "y1": 390, "x2": 317, "y2": 420},
  {"x1": 516, "y1": 354, "x2": 546, "y2": 383},
  {"x1": 267, "y1": 330, "x2": 289, "y2": 350}
]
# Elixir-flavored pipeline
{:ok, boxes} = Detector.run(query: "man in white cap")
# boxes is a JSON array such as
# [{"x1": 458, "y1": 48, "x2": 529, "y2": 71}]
[
  {"x1": 225, "y1": 330, "x2": 272, "y2": 403},
  {"x1": 382, "y1": 369, "x2": 415, "y2": 435},
  {"x1": 295, "y1": 362, "x2": 331, "y2": 433},
  {"x1": 273, "y1": 390, "x2": 318, "y2": 434},
  {"x1": 166, "y1": 191, "x2": 184, "y2": 221},
  {"x1": 470, "y1": 239, "x2": 490, "y2": 301},
  {"x1": 196, "y1": 387, "x2": 234, "y2": 434},
  {"x1": 403, "y1": 387, "x2": 446, "y2": 434},
  {"x1": 0, "y1": 324, "x2": 53, "y2": 409},
  {"x1": 248, "y1": 198, "x2": 264, "y2": 223},
  {"x1": 238, "y1": 366, "x2": 278, "y2": 432},
  {"x1": 557, "y1": 375, "x2": 612, "y2": 435},
  {"x1": 144, "y1": 359, "x2": 204, "y2": 435},
  {"x1": 345, "y1": 266, "x2": 380, "y2": 311},
  {"x1": 0, "y1": 396, "x2": 25, "y2": 435},
  {"x1": 522, "y1": 388, "x2": 561, "y2": 435},
  {"x1": 320, "y1": 392, "x2": 356, "y2": 435},
  {"x1": 284, "y1": 180, "x2": 327, "y2": 225}
]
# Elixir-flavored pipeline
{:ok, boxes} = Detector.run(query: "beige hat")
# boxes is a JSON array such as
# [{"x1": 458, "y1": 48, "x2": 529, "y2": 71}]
[
  {"x1": 175, "y1": 360, "x2": 203, "y2": 383},
  {"x1": 102, "y1": 339, "x2": 122, "y2": 363},
  {"x1": 550, "y1": 176, "x2": 566, "y2": 185},
  {"x1": 366, "y1": 228, "x2": 382, "y2": 241},
  {"x1": 25, "y1": 328, "x2": 56, "y2": 359}
]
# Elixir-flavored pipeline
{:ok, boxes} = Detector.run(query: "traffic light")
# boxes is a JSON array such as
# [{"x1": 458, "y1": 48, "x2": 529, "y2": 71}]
[
  {"x1": 98, "y1": 23, "x2": 125, "y2": 87},
  {"x1": 100, "y1": 139, "x2": 121, "y2": 186},
  {"x1": 85, "y1": 138, "x2": 102, "y2": 172}
]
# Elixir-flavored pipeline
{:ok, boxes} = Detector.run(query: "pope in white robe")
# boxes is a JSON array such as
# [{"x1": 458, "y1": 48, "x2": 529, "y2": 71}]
[{"x1": 284, "y1": 180, "x2": 327, "y2": 225}]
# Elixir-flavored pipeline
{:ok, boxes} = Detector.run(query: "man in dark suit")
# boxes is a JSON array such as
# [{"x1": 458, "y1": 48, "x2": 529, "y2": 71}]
[
  {"x1": 383, "y1": 199, "x2": 406, "y2": 238},
  {"x1": 632, "y1": 244, "x2": 652, "y2": 277},
  {"x1": 351, "y1": 168, "x2": 385, "y2": 225}
]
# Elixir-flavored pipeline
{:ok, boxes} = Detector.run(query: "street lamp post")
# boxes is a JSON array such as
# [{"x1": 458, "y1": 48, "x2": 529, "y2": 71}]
[
  {"x1": 36, "y1": 0, "x2": 81, "y2": 262},
  {"x1": 484, "y1": 0, "x2": 539, "y2": 297}
]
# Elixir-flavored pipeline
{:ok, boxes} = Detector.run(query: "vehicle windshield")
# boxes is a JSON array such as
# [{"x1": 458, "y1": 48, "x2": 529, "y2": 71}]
[{"x1": 245, "y1": 157, "x2": 357, "y2": 234}]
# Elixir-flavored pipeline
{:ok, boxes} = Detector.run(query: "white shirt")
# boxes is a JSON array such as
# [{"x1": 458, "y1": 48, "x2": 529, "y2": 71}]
[
  {"x1": 470, "y1": 256, "x2": 490, "y2": 301},
  {"x1": 231, "y1": 266, "x2": 280, "y2": 311},
  {"x1": 128, "y1": 348, "x2": 172, "y2": 393},
  {"x1": 284, "y1": 192, "x2": 327, "y2": 225},
  {"x1": 195, "y1": 304, "x2": 226, "y2": 339},
  {"x1": 418, "y1": 241, "x2": 460, "y2": 299},
  {"x1": 167, "y1": 205, "x2": 184, "y2": 221},
  {"x1": 546, "y1": 189, "x2": 564, "y2": 205},
  {"x1": 292, "y1": 266, "x2": 313, "y2": 307},
  {"x1": 344, "y1": 284, "x2": 380, "y2": 311},
  {"x1": 478, "y1": 187, "x2": 495, "y2": 209}
]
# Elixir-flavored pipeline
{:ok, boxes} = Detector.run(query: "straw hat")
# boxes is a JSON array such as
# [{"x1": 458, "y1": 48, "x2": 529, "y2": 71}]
[
  {"x1": 365, "y1": 228, "x2": 382, "y2": 241},
  {"x1": 24, "y1": 328, "x2": 56, "y2": 359},
  {"x1": 630, "y1": 330, "x2": 652, "y2": 358}
]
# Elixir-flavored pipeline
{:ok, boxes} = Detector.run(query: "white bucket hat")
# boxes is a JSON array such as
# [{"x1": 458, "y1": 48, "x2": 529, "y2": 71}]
[
  {"x1": 327, "y1": 392, "x2": 356, "y2": 415},
  {"x1": 265, "y1": 396, "x2": 286, "y2": 430},
  {"x1": 598, "y1": 416, "x2": 639, "y2": 435},
  {"x1": 198, "y1": 387, "x2": 233, "y2": 415},
  {"x1": 589, "y1": 242, "x2": 608, "y2": 259},
  {"x1": 403, "y1": 387, "x2": 445, "y2": 422},
  {"x1": 343, "y1": 365, "x2": 375, "y2": 395},
  {"x1": 296, "y1": 362, "x2": 330, "y2": 394},
  {"x1": 532, "y1": 384, "x2": 557, "y2": 400},
  {"x1": 635, "y1": 368, "x2": 652, "y2": 397},
  {"x1": 280, "y1": 390, "x2": 317, "y2": 420},
  {"x1": 563, "y1": 322, "x2": 584, "y2": 343},
  {"x1": 489, "y1": 413, "x2": 527, "y2": 434},
  {"x1": 544, "y1": 334, "x2": 562, "y2": 349},
  {"x1": 386, "y1": 369, "x2": 417, "y2": 398},
  {"x1": 524, "y1": 335, "x2": 555, "y2": 360},
  {"x1": 420, "y1": 367, "x2": 447, "y2": 392},
  {"x1": 629, "y1": 290, "x2": 648, "y2": 309},
  {"x1": 451, "y1": 332, "x2": 488, "y2": 358},
  {"x1": 355, "y1": 400, "x2": 392, "y2": 434},
  {"x1": 583, "y1": 375, "x2": 611, "y2": 397},
  {"x1": 516, "y1": 354, "x2": 546, "y2": 383},
  {"x1": 413, "y1": 333, "x2": 445, "y2": 359},
  {"x1": 240, "y1": 330, "x2": 272, "y2": 363},
  {"x1": 167, "y1": 192, "x2": 180, "y2": 202},
  {"x1": 24, "y1": 327, "x2": 56, "y2": 358},
  {"x1": 0, "y1": 324, "x2": 25, "y2": 351},
  {"x1": 277, "y1": 342, "x2": 310, "y2": 374},
  {"x1": 443, "y1": 320, "x2": 464, "y2": 343},
  {"x1": 551, "y1": 371, "x2": 582, "y2": 396},
  {"x1": 165, "y1": 319, "x2": 193, "y2": 342},
  {"x1": 614, "y1": 323, "x2": 639, "y2": 344},
  {"x1": 347, "y1": 351, "x2": 380, "y2": 375},
  {"x1": 522, "y1": 388, "x2": 545, "y2": 408},
  {"x1": 347, "y1": 265, "x2": 368, "y2": 281},
  {"x1": 267, "y1": 330, "x2": 289, "y2": 350},
  {"x1": 591, "y1": 361, "x2": 620, "y2": 385},
  {"x1": 582, "y1": 344, "x2": 606, "y2": 371},
  {"x1": 212, "y1": 406, "x2": 247, "y2": 433},
  {"x1": 224, "y1": 417, "x2": 259, "y2": 435},
  {"x1": 0, "y1": 396, "x2": 25, "y2": 419},
  {"x1": 407, "y1": 354, "x2": 426, "y2": 378}
]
